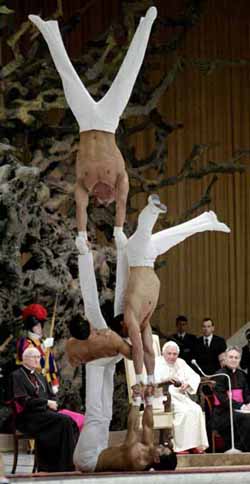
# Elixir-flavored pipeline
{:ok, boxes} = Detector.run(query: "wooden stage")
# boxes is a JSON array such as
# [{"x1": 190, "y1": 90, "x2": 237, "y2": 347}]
[{"x1": 2, "y1": 451, "x2": 250, "y2": 484}]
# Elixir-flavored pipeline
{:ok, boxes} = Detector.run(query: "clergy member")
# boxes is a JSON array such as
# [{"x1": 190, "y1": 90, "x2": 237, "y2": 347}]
[
  {"x1": 212, "y1": 346, "x2": 250, "y2": 452},
  {"x1": 11, "y1": 347, "x2": 79, "y2": 472},
  {"x1": 155, "y1": 340, "x2": 209, "y2": 454}
]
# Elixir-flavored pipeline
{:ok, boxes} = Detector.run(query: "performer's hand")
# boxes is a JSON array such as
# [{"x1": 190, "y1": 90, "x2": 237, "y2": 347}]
[
  {"x1": 180, "y1": 383, "x2": 189, "y2": 392},
  {"x1": 171, "y1": 379, "x2": 182, "y2": 387},
  {"x1": 113, "y1": 227, "x2": 128, "y2": 250},
  {"x1": 43, "y1": 337, "x2": 54, "y2": 349},
  {"x1": 145, "y1": 383, "x2": 155, "y2": 398},
  {"x1": 47, "y1": 400, "x2": 58, "y2": 411},
  {"x1": 75, "y1": 235, "x2": 90, "y2": 255},
  {"x1": 132, "y1": 383, "x2": 145, "y2": 400}
]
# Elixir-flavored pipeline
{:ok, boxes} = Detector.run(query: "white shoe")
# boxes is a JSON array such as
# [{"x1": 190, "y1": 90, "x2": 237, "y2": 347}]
[
  {"x1": 148, "y1": 194, "x2": 167, "y2": 213},
  {"x1": 208, "y1": 211, "x2": 231, "y2": 233}
]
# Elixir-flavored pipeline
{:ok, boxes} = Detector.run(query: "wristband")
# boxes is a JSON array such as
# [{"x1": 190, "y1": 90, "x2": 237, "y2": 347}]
[
  {"x1": 136, "y1": 374, "x2": 144, "y2": 385},
  {"x1": 113, "y1": 226, "x2": 123, "y2": 236},
  {"x1": 145, "y1": 396, "x2": 154, "y2": 406},
  {"x1": 78, "y1": 231, "x2": 87, "y2": 241},
  {"x1": 147, "y1": 374, "x2": 155, "y2": 385}
]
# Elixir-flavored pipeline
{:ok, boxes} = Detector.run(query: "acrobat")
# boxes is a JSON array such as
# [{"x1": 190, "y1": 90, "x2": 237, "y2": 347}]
[
  {"x1": 28, "y1": 7, "x2": 157, "y2": 253},
  {"x1": 114, "y1": 194, "x2": 230, "y2": 391}
]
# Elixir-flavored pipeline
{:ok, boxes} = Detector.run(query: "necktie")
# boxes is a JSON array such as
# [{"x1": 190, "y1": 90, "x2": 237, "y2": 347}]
[{"x1": 205, "y1": 338, "x2": 209, "y2": 348}]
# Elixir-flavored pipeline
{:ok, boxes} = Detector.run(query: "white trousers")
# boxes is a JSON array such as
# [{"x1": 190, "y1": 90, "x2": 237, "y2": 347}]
[
  {"x1": 29, "y1": 7, "x2": 157, "y2": 133},
  {"x1": 73, "y1": 360, "x2": 116, "y2": 471},
  {"x1": 75, "y1": 251, "x2": 126, "y2": 470},
  {"x1": 127, "y1": 205, "x2": 230, "y2": 268},
  {"x1": 78, "y1": 250, "x2": 126, "y2": 365}
]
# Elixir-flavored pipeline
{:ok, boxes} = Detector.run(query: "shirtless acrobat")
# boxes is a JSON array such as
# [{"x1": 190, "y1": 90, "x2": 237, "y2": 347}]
[{"x1": 29, "y1": 8, "x2": 157, "y2": 252}]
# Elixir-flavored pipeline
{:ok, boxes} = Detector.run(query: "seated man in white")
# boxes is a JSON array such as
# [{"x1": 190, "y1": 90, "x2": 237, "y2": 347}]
[{"x1": 155, "y1": 340, "x2": 208, "y2": 454}]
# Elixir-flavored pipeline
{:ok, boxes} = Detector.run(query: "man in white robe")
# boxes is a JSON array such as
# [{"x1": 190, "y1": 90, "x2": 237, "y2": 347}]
[{"x1": 155, "y1": 340, "x2": 208, "y2": 454}]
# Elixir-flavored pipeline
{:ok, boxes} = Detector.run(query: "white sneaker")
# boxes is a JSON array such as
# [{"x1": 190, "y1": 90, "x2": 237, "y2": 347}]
[
  {"x1": 148, "y1": 194, "x2": 167, "y2": 213},
  {"x1": 208, "y1": 211, "x2": 231, "y2": 233}
]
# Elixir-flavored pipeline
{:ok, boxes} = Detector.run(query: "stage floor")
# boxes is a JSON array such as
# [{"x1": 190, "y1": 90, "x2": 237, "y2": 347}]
[{"x1": 2, "y1": 452, "x2": 250, "y2": 484}]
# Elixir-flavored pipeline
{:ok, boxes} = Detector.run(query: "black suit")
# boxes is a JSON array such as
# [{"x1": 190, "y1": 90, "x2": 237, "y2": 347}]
[
  {"x1": 195, "y1": 334, "x2": 227, "y2": 375},
  {"x1": 171, "y1": 332, "x2": 197, "y2": 365}
]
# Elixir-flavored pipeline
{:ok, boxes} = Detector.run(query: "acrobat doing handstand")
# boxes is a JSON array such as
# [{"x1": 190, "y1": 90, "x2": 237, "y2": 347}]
[
  {"x1": 114, "y1": 194, "x2": 230, "y2": 394},
  {"x1": 29, "y1": 7, "x2": 157, "y2": 251}
]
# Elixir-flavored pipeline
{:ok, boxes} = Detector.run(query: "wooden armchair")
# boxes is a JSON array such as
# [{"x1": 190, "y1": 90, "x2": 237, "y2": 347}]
[{"x1": 124, "y1": 334, "x2": 173, "y2": 445}]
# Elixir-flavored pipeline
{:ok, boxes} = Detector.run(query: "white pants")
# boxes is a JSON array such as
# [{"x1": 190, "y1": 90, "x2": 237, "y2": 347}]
[
  {"x1": 78, "y1": 248, "x2": 128, "y2": 363},
  {"x1": 73, "y1": 360, "x2": 116, "y2": 471},
  {"x1": 127, "y1": 204, "x2": 230, "y2": 268},
  {"x1": 29, "y1": 7, "x2": 157, "y2": 133},
  {"x1": 75, "y1": 251, "x2": 126, "y2": 470}
]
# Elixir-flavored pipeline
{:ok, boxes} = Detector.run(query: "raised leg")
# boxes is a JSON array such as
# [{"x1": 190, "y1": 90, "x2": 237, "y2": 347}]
[
  {"x1": 78, "y1": 253, "x2": 107, "y2": 329},
  {"x1": 126, "y1": 195, "x2": 167, "y2": 267},
  {"x1": 99, "y1": 7, "x2": 157, "y2": 125},
  {"x1": 152, "y1": 211, "x2": 230, "y2": 257},
  {"x1": 29, "y1": 15, "x2": 96, "y2": 131}
]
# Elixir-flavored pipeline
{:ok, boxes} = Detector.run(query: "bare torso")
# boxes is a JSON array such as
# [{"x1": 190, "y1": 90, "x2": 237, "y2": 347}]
[
  {"x1": 76, "y1": 130, "x2": 126, "y2": 193},
  {"x1": 96, "y1": 442, "x2": 152, "y2": 472},
  {"x1": 66, "y1": 330, "x2": 131, "y2": 366},
  {"x1": 124, "y1": 267, "x2": 160, "y2": 331}
]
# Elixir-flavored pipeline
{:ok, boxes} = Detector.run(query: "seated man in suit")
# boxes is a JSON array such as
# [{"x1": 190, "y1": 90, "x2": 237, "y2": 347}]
[
  {"x1": 171, "y1": 315, "x2": 197, "y2": 365},
  {"x1": 195, "y1": 318, "x2": 227, "y2": 376}
]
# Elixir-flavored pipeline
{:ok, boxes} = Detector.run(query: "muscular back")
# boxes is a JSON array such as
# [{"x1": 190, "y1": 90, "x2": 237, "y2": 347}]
[
  {"x1": 66, "y1": 330, "x2": 131, "y2": 366},
  {"x1": 76, "y1": 130, "x2": 126, "y2": 193},
  {"x1": 124, "y1": 267, "x2": 160, "y2": 330}
]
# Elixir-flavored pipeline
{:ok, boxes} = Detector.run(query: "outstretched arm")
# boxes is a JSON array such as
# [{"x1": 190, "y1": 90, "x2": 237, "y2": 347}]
[
  {"x1": 141, "y1": 402, "x2": 154, "y2": 446},
  {"x1": 123, "y1": 405, "x2": 140, "y2": 447},
  {"x1": 115, "y1": 172, "x2": 129, "y2": 228},
  {"x1": 75, "y1": 182, "x2": 89, "y2": 232}
]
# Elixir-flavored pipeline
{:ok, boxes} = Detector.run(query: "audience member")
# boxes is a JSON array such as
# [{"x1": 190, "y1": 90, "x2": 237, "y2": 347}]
[
  {"x1": 16, "y1": 304, "x2": 59, "y2": 393},
  {"x1": 240, "y1": 329, "x2": 250, "y2": 387},
  {"x1": 155, "y1": 341, "x2": 208, "y2": 454},
  {"x1": 11, "y1": 347, "x2": 79, "y2": 472},
  {"x1": 195, "y1": 318, "x2": 226, "y2": 375},
  {"x1": 218, "y1": 352, "x2": 227, "y2": 368},
  {"x1": 171, "y1": 315, "x2": 197, "y2": 365},
  {"x1": 212, "y1": 346, "x2": 250, "y2": 452}
]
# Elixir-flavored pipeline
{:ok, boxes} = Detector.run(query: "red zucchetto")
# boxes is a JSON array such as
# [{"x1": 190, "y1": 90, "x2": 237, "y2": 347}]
[{"x1": 22, "y1": 304, "x2": 47, "y2": 321}]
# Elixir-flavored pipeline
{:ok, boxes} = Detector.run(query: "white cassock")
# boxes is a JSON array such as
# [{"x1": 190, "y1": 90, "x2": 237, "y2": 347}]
[{"x1": 155, "y1": 356, "x2": 209, "y2": 452}]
